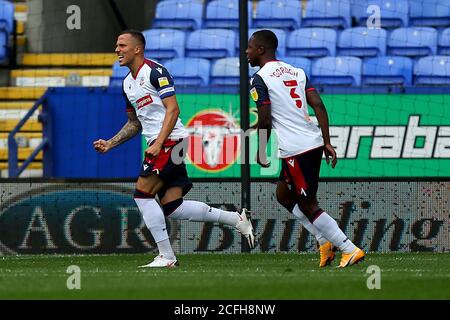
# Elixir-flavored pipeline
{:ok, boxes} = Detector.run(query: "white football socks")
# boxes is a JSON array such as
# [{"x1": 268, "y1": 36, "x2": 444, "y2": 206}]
[
  {"x1": 134, "y1": 198, "x2": 175, "y2": 259},
  {"x1": 292, "y1": 204, "x2": 327, "y2": 246},
  {"x1": 312, "y1": 211, "x2": 356, "y2": 254},
  {"x1": 169, "y1": 200, "x2": 240, "y2": 226}
]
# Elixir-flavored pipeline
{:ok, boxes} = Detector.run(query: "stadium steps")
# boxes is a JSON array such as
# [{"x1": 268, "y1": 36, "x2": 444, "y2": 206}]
[
  {"x1": 0, "y1": 147, "x2": 42, "y2": 160},
  {"x1": 21, "y1": 53, "x2": 117, "y2": 67},
  {"x1": 11, "y1": 68, "x2": 113, "y2": 87},
  {"x1": 0, "y1": 87, "x2": 47, "y2": 99}
]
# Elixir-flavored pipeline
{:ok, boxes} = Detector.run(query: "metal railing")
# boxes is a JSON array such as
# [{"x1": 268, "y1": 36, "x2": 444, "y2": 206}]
[{"x1": 8, "y1": 91, "x2": 51, "y2": 177}]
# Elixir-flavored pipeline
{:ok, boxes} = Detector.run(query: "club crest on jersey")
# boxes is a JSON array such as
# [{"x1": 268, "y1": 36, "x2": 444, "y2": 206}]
[
  {"x1": 186, "y1": 110, "x2": 240, "y2": 172},
  {"x1": 288, "y1": 159, "x2": 295, "y2": 167},
  {"x1": 139, "y1": 77, "x2": 145, "y2": 86},
  {"x1": 250, "y1": 88, "x2": 259, "y2": 102},
  {"x1": 158, "y1": 77, "x2": 169, "y2": 87}
]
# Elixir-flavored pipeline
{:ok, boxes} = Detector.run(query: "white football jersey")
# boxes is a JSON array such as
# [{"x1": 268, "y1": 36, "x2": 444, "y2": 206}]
[
  {"x1": 122, "y1": 59, "x2": 188, "y2": 144},
  {"x1": 250, "y1": 60, "x2": 324, "y2": 158}
]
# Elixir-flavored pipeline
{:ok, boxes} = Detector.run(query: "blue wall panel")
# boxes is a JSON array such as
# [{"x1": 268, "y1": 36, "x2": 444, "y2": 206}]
[{"x1": 47, "y1": 87, "x2": 141, "y2": 178}]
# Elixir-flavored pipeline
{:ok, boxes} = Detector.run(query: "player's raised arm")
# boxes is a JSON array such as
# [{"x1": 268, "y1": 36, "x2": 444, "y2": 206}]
[
  {"x1": 306, "y1": 89, "x2": 337, "y2": 168},
  {"x1": 93, "y1": 108, "x2": 141, "y2": 153}
]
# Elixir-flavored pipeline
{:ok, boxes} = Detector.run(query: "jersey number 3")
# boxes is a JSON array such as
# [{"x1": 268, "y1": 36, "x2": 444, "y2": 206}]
[{"x1": 283, "y1": 80, "x2": 302, "y2": 109}]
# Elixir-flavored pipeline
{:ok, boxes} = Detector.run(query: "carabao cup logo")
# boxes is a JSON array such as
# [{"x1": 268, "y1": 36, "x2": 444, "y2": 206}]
[{"x1": 186, "y1": 110, "x2": 240, "y2": 172}]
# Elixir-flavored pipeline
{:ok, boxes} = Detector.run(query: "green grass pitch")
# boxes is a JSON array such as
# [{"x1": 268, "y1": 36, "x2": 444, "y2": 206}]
[{"x1": 1, "y1": 252, "x2": 449, "y2": 299}]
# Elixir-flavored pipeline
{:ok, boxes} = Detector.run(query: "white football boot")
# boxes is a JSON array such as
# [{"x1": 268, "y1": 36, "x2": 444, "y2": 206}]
[
  {"x1": 235, "y1": 208, "x2": 255, "y2": 249},
  {"x1": 138, "y1": 255, "x2": 179, "y2": 268}
]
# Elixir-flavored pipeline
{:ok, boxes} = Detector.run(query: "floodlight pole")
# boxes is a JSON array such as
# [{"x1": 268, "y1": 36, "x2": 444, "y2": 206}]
[{"x1": 239, "y1": 0, "x2": 251, "y2": 252}]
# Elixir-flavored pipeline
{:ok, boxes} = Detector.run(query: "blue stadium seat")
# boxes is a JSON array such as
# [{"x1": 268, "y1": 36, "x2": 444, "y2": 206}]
[
  {"x1": 286, "y1": 28, "x2": 336, "y2": 57},
  {"x1": 186, "y1": 29, "x2": 236, "y2": 59},
  {"x1": 414, "y1": 56, "x2": 450, "y2": 85},
  {"x1": 352, "y1": 0, "x2": 409, "y2": 28},
  {"x1": 252, "y1": 0, "x2": 302, "y2": 30},
  {"x1": 210, "y1": 57, "x2": 257, "y2": 85},
  {"x1": 410, "y1": 0, "x2": 450, "y2": 28},
  {"x1": 387, "y1": 27, "x2": 437, "y2": 57},
  {"x1": 438, "y1": 28, "x2": 450, "y2": 55},
  {"x1": 282, "y1": 57, "x2": 312, "y2": 76},
  {"x1": 244, "y1": 28, "x2": 287, "y2": 57},
  {"x1": 312, "y1": 56, "x2": 362, "y2": 86},
  {"x1": 152, "y1": 0, "x2": 203, "y2": 30},
  {"x1": 110, "y1": 61, "x2": 130, "y2": 87},
  {"x1": 337, "y1": 27, "x2": 387, "y2": 57},
  {"x1": 204, "y1": 0, "x2": 252, "y2": 29},
  {"x1": 142, "y1": 29, "x2": 185, "y2": 59},
  {"x1": 302, "y1": 0, "x2": 351, "y2": 29},
  {"x1": 362, "y1": 56, "x2": 412, "y2": 86},
  {"x1": 0, "y1": 0, "x2": 13, "y2": 61},
  {"x1": 0, "y1": 0, "x2": 13, "y2": 33},
  {"x1": 164, "y1": 58, "x2": 211, "y2": 86}
]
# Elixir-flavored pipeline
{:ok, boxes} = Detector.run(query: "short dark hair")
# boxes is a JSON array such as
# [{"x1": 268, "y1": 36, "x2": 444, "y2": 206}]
[
  {"x1": 252, "y1": 30, "x2": 278, "y2": 51},
  {"x1": 119, "y1": 29, "x2": 146, "y2": 47}
]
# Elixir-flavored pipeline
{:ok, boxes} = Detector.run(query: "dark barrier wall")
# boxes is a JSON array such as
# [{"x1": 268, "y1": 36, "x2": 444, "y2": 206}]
[
  {"x1": 47, "y1": 87, "x2": 141, "y2": 177},
  {"x1": 0, "y1": 180, "x2": 448, "y2": 254},
  {"x1": 26, "y1": 0, "x2": 157, "y2": 53}
]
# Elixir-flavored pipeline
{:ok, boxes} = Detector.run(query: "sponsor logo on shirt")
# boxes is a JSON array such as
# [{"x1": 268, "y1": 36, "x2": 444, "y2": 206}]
[{"x1": 136, "y1": 95, "x2": 153, "y2": 109}]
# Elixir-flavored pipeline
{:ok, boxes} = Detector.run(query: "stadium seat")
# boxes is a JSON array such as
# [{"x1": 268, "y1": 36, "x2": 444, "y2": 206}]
[
  {"x1": 142, "y1": 29, "x2": 185, "y2": 60},
  {"x1": 302, "y1": 0, "x2": 351, "y2": 29},
  {"x1": 282, "y1": 57, "x2": 312, "y2": 76},
  {"x1": 352, "y1": 0, "x2": 409, "y2": 28},
  {"x1": 438, "y1": 28, "x2": 450, "y2": 55},
  {"x1": 110, "y1": 61, "x2": 130, "y2": 87},
  {"x1": 0, "y1": 0, "x2": 14, "y2": 34},
  {"x1": 152, "y1": 0, "x2": 203, "y2": 30},
  {"x1": 210, "y1": 57, "x2": 258, "y2": 86},
  {"x1": 0, "y1": 0, "x2": 13, "y2": 61},
  {"x1": 337, "y1": 27, "x2": 387, "y2": 57},
  {"x1": 362, "y1": 56, "x2": 412, "y2": 86},
  {"x1": 243, "y1": 28, "x2": 287, "y2": 57},
  {"x1": 252, "y1": 0, "x2": 302, "y2": 30},
  {"x1": 164, "y1": 58, "x2": 210, "y2": 86},
  {"x1": 387, "y1": 27, "x2": 437, "y2": 57},
  {"x1": 286, "y1": 28, "x2": 336, "y2": 57},
  {"x1": 410, "y1": 0, "x2": 450, "y2": 28},
  {"x1": 204, "y1": 0, "x2": 252, "y2": 29},
  {"x1": 311, "y1": 56, "x2": 362, "y2": 86},
  {"x1": 186, "y1": 29, "x2": 236, "y2": 59},
  {"x1": 414, "y1": 56, "x2": 450, "y2": 85}
]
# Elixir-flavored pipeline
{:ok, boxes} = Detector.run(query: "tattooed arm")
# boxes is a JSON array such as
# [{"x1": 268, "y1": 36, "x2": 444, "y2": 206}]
[{"x1": 93, "y1": 110, "x2": 141, "y2": 153}]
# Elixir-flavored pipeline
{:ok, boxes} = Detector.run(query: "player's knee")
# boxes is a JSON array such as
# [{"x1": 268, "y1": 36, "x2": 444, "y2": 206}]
[
  {"x1": 298, "y1": 201, "x2": 318, "y2": 218},
  {"x1": 133, "y1": 189, "x2": 155, "y2": 199},
  {"x1": 162, "y1": 198, "x2": 183, "y2": 217},
  {"x1": 276, "y1": 194, "x2": 295, "y2": 212}
]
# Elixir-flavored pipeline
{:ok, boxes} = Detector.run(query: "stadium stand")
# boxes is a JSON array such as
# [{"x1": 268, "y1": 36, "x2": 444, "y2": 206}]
[
  {"x1": 414, "y1": 55, "x2": 450, "y2": 85},
  {"x1": 142, "y1": 28, "x2": 186, "y2": 60},
  {"x1": 409, "y1": 0, "x2": 450, "y2": 28},
  {"x1": 185, "y1": 28, "x2": 236, "y2": 58},
  {"x1": 286, "y1": 28, "x2": 336, "y2": 57},
  {"x1": 311, "y1": 56, "x2": 362, "y2": 86},
  {"x1": 387, "y1": 27, "x2": 438, "y2": 57},
  {"x1": 210, "y1": 57, "x2": 260, "y2": 86},
  {"x1": 438, "y1": 28, "x2": 450, "y2": 54},
  {"x1": 252, "y1": 0, "x2": 302, "y2": 30},
  {"x1": 362, "y1": 56, "x2": 413, "y2": 86},
  {"x1": 204, "y1": 0, "x2": 252, "y2": 29},
  {"x1": 337, "y1": 27, "x2": 387, "y2": 57},
  {"x1": 152, "y1": 0, "x2": 203, "y2": 30},
  {"x1": 352, "y1": 0, "x2": 409, "y2": 28},
  {"x1": 302, "y1": 0, "x2": 352, "y2": 29},
  {"x1": 283, "y1": 56, "x2": 312, "y2": 76},
  {"x1": 164, "y1": 57, "x2": 211, "y2": 86}
]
